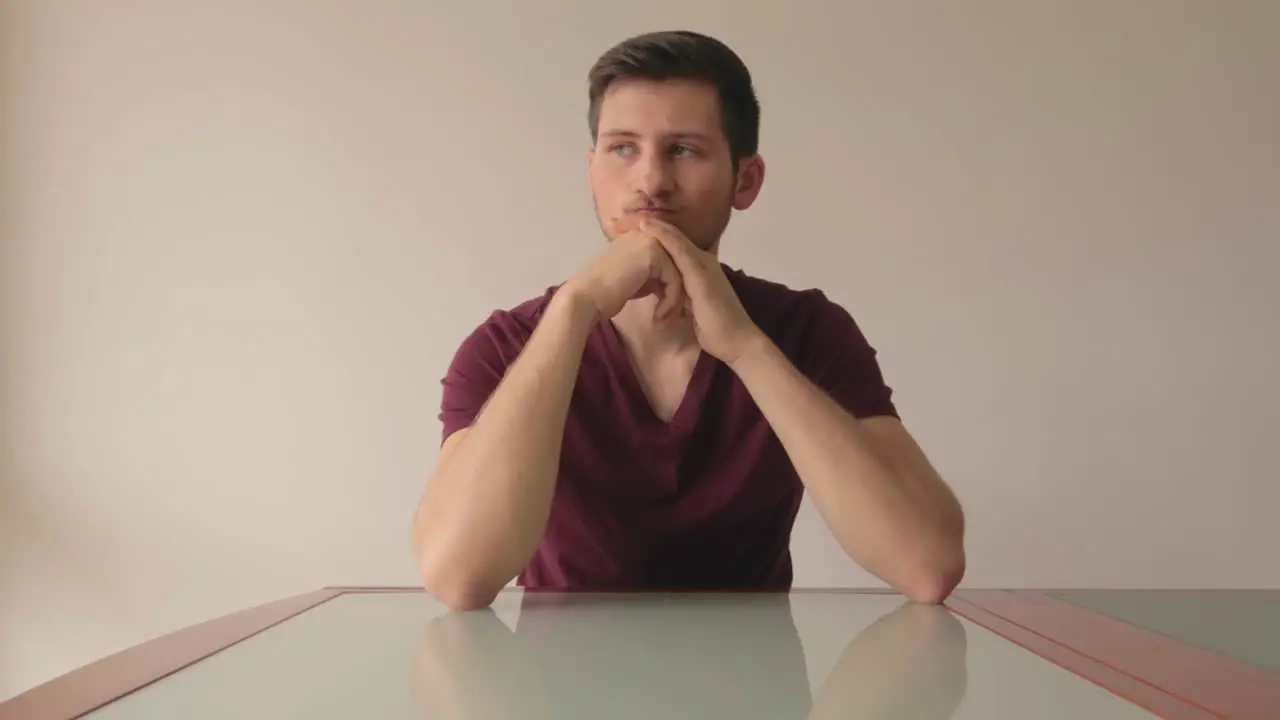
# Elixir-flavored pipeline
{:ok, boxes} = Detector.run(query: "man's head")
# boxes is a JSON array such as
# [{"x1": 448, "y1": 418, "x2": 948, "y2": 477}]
[{"x1": 586, "y1": 31, "x2": 765, "y2": 253}]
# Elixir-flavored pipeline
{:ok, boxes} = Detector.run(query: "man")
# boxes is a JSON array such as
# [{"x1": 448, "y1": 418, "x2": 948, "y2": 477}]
[{"x1": 411, "y1": 30, "x2": 966, "y2": 610}]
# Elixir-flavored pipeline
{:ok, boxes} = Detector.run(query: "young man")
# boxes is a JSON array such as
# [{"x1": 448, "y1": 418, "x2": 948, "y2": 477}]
[{"x1": 412, "y1": 30, "x2": 966, "y2": 610}]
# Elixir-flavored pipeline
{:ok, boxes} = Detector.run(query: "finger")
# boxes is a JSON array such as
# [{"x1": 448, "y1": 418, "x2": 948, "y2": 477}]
[
  {"x1": 652, "y1": 248, "x2": 685, "y2": 320},
  {"x1": 650, "y1": 218, "x2": 710, "y2": 268}
]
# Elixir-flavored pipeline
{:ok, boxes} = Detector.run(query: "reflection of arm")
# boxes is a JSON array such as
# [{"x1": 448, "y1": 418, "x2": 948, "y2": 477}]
[
  {"x1": 809, "y1": 602, "x2": 968, "y2": 720},
  {"x1": 409, "y1": 609, "x2": 551, "y2": 719}
]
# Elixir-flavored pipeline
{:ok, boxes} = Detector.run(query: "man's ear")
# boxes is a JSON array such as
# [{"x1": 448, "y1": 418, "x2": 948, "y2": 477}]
[{"x1": 733, "y1": 155, "x2": 766, "y2": 210}]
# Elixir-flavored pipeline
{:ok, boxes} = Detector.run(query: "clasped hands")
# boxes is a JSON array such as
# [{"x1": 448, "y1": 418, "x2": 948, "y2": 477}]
[{"x1": 562, "y1": 215, "x2": 766, "y2": 367}]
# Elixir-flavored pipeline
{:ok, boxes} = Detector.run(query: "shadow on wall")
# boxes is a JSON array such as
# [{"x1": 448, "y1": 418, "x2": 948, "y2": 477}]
[
  {"x1": 0, "y1": 9, "x2": 228, "y2": 701},
  {"x1": 0, "y1": 8, "x2": 106, "y2": 703},
  {"x1": 0, "y1": 0, "x2": 18, "y2": 690},
  {"x1": 0, "y1": 0, "x2": 16, "y2": 520}
]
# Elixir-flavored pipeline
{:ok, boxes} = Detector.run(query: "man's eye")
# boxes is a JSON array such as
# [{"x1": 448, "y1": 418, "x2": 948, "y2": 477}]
[
  {"x1": 672, "y1": 145, "x2": 698, "y2": 156},
  {"x1": 609, "y1": 143, "x2": 636, "y2": 156}
]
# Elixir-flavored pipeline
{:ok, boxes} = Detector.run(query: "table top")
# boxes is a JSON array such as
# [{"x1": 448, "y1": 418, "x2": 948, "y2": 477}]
[{"x1": 2, "y1": 588, "x2": 1276, "y2": 720}]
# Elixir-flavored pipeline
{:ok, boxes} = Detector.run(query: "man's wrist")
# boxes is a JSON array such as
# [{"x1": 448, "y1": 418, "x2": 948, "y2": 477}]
[
  {"x1": 549, "y1": 283, "x2": 603, "y2": 332},
  {"x1": 726, "y1": 328, "x2": 776, "y2": 376}
]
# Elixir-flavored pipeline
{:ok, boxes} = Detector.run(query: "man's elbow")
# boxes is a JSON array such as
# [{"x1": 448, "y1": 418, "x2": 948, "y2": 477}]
[
  {"x1": 901, "y1": 544, "x2": 966, "y2": 605},
  {"x1": 413, "y1": 532, "x2": 503, "y2": 611},
  {"x1": 428, "y1": 580, "x2": 500, "y2": 612},
  {"x1": 417, "y1": 559, "x2": 502, "y2": 611}
]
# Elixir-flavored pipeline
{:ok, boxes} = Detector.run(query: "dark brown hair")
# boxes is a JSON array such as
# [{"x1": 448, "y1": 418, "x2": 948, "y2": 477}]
[{"x1": 587, "y1": 30, "x2": 760, "y2": 164}]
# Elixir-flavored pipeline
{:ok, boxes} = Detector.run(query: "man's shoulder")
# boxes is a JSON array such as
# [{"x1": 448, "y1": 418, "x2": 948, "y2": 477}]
[
  {"x1": 725, "y1": 265, "x2": 821, "y2": 297},
  {"x1": 726, "y1": 267, "x2": 897, "y2": 418},
  {"x1": 442, "y1": 286, "x2": 563, "y2": 381},
  {"x1": 724, "y1": 266, "x2": 848, "y2": 334},
  {"x1": 438, "y1": 286, "x2": 564, "y2": 440},
  {"x1": 465, "y1": 285, "x2": 562, "y2": 345}
]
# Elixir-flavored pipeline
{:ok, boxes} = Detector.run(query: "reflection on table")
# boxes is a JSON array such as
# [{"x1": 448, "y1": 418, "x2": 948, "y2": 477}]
[{"x1": 410, "y1": 593, "x2": 968, "y2": 719}]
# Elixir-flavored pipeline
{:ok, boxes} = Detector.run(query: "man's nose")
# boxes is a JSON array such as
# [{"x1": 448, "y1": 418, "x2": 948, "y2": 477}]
[{"x1": 634, "y1": 148, "x2": 675, "y2": 197}]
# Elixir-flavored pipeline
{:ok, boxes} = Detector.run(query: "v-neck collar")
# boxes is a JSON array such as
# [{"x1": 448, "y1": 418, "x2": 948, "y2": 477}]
[{"x1": 599, "y1": 317, "x2": 718, "y2": 435}]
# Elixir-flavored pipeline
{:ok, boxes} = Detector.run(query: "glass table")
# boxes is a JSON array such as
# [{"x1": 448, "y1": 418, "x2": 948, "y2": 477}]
[{"x1": 2, "y1": 587, "x2": 1275, "y2": 719}]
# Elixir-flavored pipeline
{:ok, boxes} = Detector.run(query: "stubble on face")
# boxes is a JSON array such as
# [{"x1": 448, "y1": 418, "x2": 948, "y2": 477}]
[{"x1": 591, "y1": 185, "x2": 734, "y2": 253}]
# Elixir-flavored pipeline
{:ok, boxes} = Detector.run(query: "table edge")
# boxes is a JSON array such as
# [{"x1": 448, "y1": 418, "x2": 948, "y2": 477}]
[
  {"x1": 324, "y1": 585, "x2": 901, "y2": 594},
  {"x1": 0, "y1": 588, "x2": 343, "y2": 720},
  {"x1": 953, "y1": 589, "x2": 1280, "y2": 719}
]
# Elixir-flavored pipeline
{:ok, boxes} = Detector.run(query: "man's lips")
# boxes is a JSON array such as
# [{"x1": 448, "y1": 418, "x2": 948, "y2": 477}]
[{"x1": 614, "y1": 208, "x2": 677, "y2": 234}]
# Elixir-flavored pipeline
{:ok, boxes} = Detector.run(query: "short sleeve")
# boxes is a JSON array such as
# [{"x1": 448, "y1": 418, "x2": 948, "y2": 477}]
[
  {"x1": 797, "y1": 294, "x2": 899, "y2": 420},
  {"x1": 438, "y1": 311, "x2": 533, "y2": 444}
]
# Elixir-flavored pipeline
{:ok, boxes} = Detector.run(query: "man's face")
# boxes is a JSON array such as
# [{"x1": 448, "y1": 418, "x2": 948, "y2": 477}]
[{"x1": 588, "y1": 78, "x2": 763, "y2": 252}]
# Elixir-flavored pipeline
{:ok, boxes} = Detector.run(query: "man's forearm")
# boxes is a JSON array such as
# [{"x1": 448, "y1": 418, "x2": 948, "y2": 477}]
[
  {"x1": 414, "y1": 288, "x2": 598, "y2": 608},
  {"x1": 729, "y1": 334, "x2": 965, "y2": 603}
]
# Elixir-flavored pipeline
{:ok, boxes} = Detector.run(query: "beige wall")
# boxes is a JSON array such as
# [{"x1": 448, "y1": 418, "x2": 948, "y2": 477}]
[{"x1": 3, "y1": 0, "x2": 1278, "y2": 700}]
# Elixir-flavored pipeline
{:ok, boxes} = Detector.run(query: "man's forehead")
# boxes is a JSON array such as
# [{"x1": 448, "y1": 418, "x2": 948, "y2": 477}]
[{"x1": 596, "y1": 78, "x2": 722, "y2": 135}]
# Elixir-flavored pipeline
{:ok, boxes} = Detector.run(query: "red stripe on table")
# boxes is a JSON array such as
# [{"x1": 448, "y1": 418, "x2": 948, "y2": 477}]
[
  {"x1": 0, "y1": 588, "x2": 343, "y2": 720},
  {"x1": 946, "y1": 597, "x2": 1218, "y2": 719},
  {"x1": 955, "y1": 590, "x2": 1280, "y2": 719}
]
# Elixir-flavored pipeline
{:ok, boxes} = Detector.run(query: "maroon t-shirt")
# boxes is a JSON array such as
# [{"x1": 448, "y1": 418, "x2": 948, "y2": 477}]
[{"x1": 438, "y1": 265, "x2": 898, "y2": 591}]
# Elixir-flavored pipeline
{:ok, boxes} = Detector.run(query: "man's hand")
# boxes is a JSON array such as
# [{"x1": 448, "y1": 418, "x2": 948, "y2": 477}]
[
  {"x1": 562, "y1": 217, "x2": 686, "y2": 323},
  {"x1": 640, "y1": 217, "x2": 764, "y2": 365}
]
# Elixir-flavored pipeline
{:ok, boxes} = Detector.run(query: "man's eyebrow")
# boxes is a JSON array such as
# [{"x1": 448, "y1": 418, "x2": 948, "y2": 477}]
[{"x1": 598, "y1": 130, "x2": 713, "y2": 141}]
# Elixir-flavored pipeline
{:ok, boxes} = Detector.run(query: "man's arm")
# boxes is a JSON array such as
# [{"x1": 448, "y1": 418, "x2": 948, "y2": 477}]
[
  {"x1": 412, "y1": 289, "x2": 598, "y2": 610},
  {"x1": 644, "y1": 221, "x2": 965, "y2": 603},
  {"x1": 412, "y1": 229, "x2": 685, "y2": 610},
  {"x1": 729, "y1": 332, "x2": 965, "y2": 603}
]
